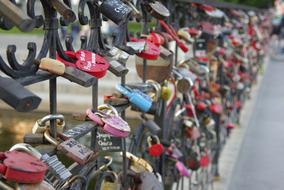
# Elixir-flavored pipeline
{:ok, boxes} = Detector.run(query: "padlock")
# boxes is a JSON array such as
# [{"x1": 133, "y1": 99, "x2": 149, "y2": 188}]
[
  {"x1": 124, "y1": 152, "x2": 153, "y2": 173},
  {"x1": 98, "y1": 0, "x2": 132, "y2": 25},
  {"x1": 161, "y1": 84, "x2": 172, "y2": 101},
  {"x1": 0, "y1": 0, "x2": 36, "y2": 32},
  {"x1": 147, "y1": 135, "x2": 164, "y2": 157},
  {"x1": 17, "y1": 180, "x2": 55, "y2": 190},
  {"x1": 200, "y1": 149, "x2": 210, "y2": 168},
  {"x1": 126, "y1": 41, "x2": 146, "y2": 53},
  {"x1": 108, "y1": 46, "x2": 130, "y2": 63},
  {"x1": 175, "y1": 161, "x2": 190, "y2": 177},
  {"x1": 32, "y1": 114, "x2": 65, "y2": 134},
  {"x1": 146, "y1": 80, "x2": 161, "y2": 102},
  {"x1": 177, "y1": 28, "x2": 194, "y2": 43},
  {"x1": 87, "y1": 104, "x2": 131, "y2": 138},
  {"x1": 186, "y1": 149, "x2": 200, "y2": 171},
  {"x1": 75, "y1": 50, "x2": 110, "y2": 78},
  {"x1": 10, "y1": 143, "x2": 72, "y2": 183},
  {"x1": 144, "y1": 0, "x2": 170, "y2": 19},
  {"x1": 105, "y1": 58, "x2": 129, "y2": 77},
  {"x1": 0, "y1": 150, "x2": 47, "y2": 183},
  {"x1": 100, "y1": 171, "x2": 120, "y2": 190},
  {"x1": 210, "y1": 103, "x2": 223, "y2": 115},
  {"x1": 37, "y1": 58, "x2": 95, "y2": 87},
  {"x1": 44, "y1": 130, "x2": 96, "y2": 165},
  {"x1": 176, "y1": 67, "x2": 196, "y2": 93},
  {"x1": 166, "y1": 144, "x2": 183, "y2": 159},
  {"x1": 135, "y1": 39, "x2": 160, "y2": 60},
  {"x1": 147, "y1": 32, "x2": 165, "y2": 46},
  {"x1": 183, "y1": 119, "x2": 200, "y2": 140},
  {"x1": 136, "y1": 46, "x2": 172, "y2": 83},
  {"x1": 56, "y1": 50, "x2": 110, "y2": 79},
  {"x1": 0, "y1": 77, "x2": 41, "y2": 112},
  {"x1": 116, "y1": 84, "x2": 152, "y2": 113}
]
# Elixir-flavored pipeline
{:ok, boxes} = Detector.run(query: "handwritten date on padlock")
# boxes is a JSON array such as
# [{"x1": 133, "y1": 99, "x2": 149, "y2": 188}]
[{"x1": 57, "y1": 138, "x2": 94, "y2": 165}]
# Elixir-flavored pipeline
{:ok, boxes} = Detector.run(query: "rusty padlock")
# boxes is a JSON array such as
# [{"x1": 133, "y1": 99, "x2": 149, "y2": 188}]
[
  {"x1": 0, "y1": 150, "x2": 47, "y2": 184},
  {"x1": 44, "y1": 130, "x2": 95, "y2": 165},
  {"x1": 147, "y1": 135, "x2": 164, "y2": 157}
]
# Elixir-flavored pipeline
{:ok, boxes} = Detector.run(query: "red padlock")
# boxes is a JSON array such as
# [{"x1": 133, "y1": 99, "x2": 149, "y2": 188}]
[
  {"x1": 75, "y1": 50, "x2": 109, "y2": 78},
  {"x1": 196, "y1": 101, "x2": 207, "y2": 112},
  {"x1": 226, "y1": 122, "x2": 235, "y2": 129},
  {"x1": 56, "y1": 50, "x2": 110, "y2": 78},
  {"x1": 185, "y1": 104, "x2": 194, "y2": 117},
  {"x1": 136, "y1": 39, "x2": 160, "y2": 60},
  {"x1": 200, "y1": 149, "x2": 210, "y2": 168},
  {"x1": 187, "y1": 28, "x2": 200, "y2": 38},
  {"x1": 0, "y1": 150, "x2": 47, "y2": 184},
  {"x1": 147, "y1": 32, "x2": 165, "y2": 46},
  {"x1": 210, "y1": 103, "x2": 222, "y2": 115},
  {"x1": 147, "y1": 136, "x2": 164, "y2": 157}
]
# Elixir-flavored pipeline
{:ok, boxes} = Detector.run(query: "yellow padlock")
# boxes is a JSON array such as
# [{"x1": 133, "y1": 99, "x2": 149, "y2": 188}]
[{"x1": 161, "y1": 85, "x2": 172, "y2": 101}]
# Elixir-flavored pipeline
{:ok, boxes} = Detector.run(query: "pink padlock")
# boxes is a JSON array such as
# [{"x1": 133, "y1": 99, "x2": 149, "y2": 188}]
[{"x1": 175, "y1": 161, "x2": 190, "y2": 177}]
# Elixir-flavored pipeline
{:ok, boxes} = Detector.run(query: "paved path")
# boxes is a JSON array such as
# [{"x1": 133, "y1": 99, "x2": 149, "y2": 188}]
[{"x1": 228, "y1": 57, "x2": 284, "y2": 190}]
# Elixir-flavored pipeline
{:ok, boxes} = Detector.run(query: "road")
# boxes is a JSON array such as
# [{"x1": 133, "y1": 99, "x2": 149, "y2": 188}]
[{"x1": 228, "y1": 57, "x2": 284, "y2": 190}]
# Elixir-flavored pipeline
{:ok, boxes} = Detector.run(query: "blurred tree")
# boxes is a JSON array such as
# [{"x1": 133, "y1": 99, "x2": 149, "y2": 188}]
[{"x1": 220, "y1": 0, "x2": 273, "y2": 8}]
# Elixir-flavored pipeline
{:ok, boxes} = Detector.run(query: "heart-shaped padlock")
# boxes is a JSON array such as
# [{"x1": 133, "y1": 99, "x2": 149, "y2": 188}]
[
  {"x1": 56, "y1": 50, "x2": 110, "y2": 78},
  {"x1": 147, "y1": 135, "x2": 164, "y2": 157},
  {"x1": 86, "y1": 105, "x2": 131, "y2": 138},
  {"x1": 75, "y1": 50, "x2": 110, "y2": 78}
]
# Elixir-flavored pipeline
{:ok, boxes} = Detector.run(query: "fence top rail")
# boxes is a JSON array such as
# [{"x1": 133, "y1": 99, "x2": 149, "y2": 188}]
[{"x1": 175, "y1": 0, "x2": 261, "y2": 12}]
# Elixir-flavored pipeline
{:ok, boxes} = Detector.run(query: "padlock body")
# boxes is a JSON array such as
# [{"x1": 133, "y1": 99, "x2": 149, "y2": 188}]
[
  {"x1": 57, "y1": 138, "x2": 94, "y2": 165},
  {"x1": 100, "y1": 0, "x2": 131, "y2": 25}
]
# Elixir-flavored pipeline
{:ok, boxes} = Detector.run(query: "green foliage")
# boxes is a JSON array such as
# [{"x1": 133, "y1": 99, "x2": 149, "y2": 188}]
[{"x1": 220, "y1": 0, "x2": 272, "y2": 8}]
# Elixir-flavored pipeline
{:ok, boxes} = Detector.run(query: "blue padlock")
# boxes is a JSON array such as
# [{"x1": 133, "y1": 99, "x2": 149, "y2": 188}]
[{"x1": 116, "y1": 84, "x2": 152, "y2": 112}]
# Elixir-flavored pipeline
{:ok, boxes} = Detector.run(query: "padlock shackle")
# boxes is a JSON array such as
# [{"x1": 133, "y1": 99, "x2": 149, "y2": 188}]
[
  {"x1": 44, "y1": 130, "x2": 60, "y2": 146},
  {"x1": 9, "y1": 143, "x2": 42, "y2": 160},
  {"x1": 39, "y1": 114, "x2": 65, "y2": 126}
]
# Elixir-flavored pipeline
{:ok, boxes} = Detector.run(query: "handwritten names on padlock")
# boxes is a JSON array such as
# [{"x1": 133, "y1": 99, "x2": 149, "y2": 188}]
[
  {"x1": 57, "y1": 138, "x2": 94, "y2": 165},
  {"x1": 96, "y1": 129, "x2": 122, "y2": 152}
]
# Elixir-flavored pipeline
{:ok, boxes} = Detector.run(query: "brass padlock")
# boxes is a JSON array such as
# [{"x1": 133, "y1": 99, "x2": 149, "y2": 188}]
[
  {"x1": 32, "y1": 114, "x2": 65, "y2": 134},
  {"x1": 124, "y1": 152, "x2": 153, "y2": 173},
  {"x1": 44, "y1": 130, "x2": 96, "y2": 165},
  {"x1": 100, "y1": 172, "x2": 120, "y2": 190},
  {"x1": 161, "y1": 82, "x2": 172, "y2": 101}
]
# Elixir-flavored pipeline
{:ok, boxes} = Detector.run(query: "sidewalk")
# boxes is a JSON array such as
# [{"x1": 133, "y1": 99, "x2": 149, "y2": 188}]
[{"x1": 214, "y1": 55, "x2": 284, "y2": 190}]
